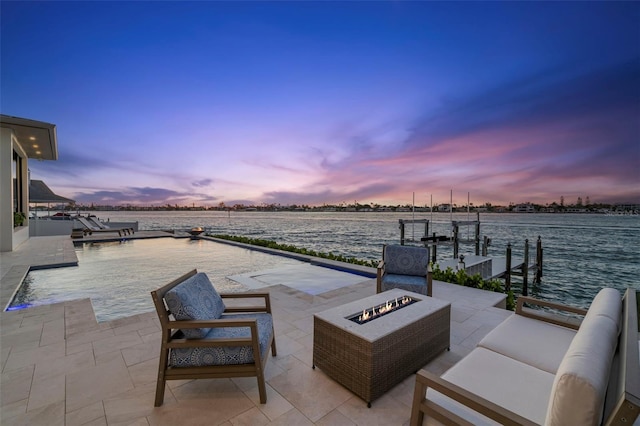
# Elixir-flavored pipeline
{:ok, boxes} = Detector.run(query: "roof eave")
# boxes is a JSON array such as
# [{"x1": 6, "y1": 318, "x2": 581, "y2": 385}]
[{"x1": 0, "y1": 114, "x2": 59, "y2": 160}]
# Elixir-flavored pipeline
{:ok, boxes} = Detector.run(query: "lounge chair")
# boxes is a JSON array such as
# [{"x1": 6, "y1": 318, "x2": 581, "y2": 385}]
[
  {"x1": 376, "y1": 244, "x2": 432, "y2": 296},
  {"x1": 87, "y1": 216, "x2": 134, "y2": 235},
  {"x1": 76, "y1": 217, "x2": 131, "y2": 237},
  {"x1": 151, "y1": 269, "x2": 277, "y2": 405}
]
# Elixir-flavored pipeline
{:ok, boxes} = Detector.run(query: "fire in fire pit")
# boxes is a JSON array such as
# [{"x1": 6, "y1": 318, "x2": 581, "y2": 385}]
[{"x1": 347, "y1": 295, "x2": 419, "y2": 325}]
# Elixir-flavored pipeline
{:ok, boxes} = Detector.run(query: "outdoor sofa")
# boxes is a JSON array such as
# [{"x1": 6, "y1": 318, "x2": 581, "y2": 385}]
[{"x1": 410, "y1": 287, "x2": 639, "y2": 425}]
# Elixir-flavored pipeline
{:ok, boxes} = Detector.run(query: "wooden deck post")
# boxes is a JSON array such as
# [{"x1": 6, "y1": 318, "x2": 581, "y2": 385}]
[
  {"x1": 522, "y1": 239, "x2": 529, "y2": 296},
  {"x1": 482, "y1": 235, "x2": 489, "y2": 256},
  {"x1": 453, "y1": 223, "x2": 459, "y2": 259},
  {"x1": 424, "y1": 221, "x2": 429, "y2": 247},
  {"x1": 475, "y1": 221, "x2": 481, "y2": 256},
  {"x1": 535, "y1": 236, "x2": 543, "y2": 283},
  {"x1": 399, "y1": 220, "x2": 405, "y2": 245},
  {"x1": 505, "y1": 243, "x2": 512, "y2": 292},
  {"x1": 431, "y1": 233, "x2": 437, "y2": 263}
]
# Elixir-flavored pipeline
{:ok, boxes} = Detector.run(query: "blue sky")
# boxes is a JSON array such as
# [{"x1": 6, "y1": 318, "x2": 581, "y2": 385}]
[{"x1": 2, "y1": 1, "x2": 639, "y2": 207}]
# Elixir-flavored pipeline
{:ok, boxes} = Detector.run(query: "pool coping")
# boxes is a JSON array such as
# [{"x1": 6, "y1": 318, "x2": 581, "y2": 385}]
[{"x1": 199, "y1": 235, "x2": 377, "y2": 278}]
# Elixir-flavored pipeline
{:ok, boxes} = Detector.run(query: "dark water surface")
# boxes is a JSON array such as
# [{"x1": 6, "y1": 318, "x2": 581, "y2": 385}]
[
  {"x1": 104, "y1": 210, "x2": 639, "y2": 307},
  {"x1": 15, "y1": 211, "x2": 639, "y2": 320}
]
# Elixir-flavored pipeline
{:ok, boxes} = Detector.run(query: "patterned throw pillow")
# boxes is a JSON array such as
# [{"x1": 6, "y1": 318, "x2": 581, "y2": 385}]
[{"x1": 164, "y1": 272, "x2": 226, "y2": 339}]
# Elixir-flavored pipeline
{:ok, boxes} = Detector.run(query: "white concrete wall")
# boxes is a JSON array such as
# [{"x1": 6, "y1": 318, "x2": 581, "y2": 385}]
[
  {"x1": 29, "y1": 219, "x2": 74, "y2": 237},
  {"x1": 27, "y1": 220, "x2": 138, "y2": 237}
]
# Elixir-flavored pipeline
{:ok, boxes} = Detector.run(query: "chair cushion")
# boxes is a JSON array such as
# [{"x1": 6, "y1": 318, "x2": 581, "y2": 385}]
[
  {"x1": 169, "y1": 312, "x2": 273, "y2": 367},
  {"x1": 545, "y1": 299, "x2": 620, "y2": 426},
  {"x1": 381, "y1": 274, "x2": 428, "y2": 295},
  {"x1": 164, "y1": 272, "x2": 226, "y2": 339},
  {"x1": 427, "y1": 347, "x2": 555, "y2": 425},
  {"x1": 478, "y1": 314, "x2": 577, "y2": 374},
  {"x1": 383, "y1": 245, "x2": 429, "y2": 276}
]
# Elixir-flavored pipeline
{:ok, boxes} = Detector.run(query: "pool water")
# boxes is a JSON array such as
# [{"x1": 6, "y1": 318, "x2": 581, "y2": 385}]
[{"x1": 9, "y1": 238, "x2": 304, "y2": 322}]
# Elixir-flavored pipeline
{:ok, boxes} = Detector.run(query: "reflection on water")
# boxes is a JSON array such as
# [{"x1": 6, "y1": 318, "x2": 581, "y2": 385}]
[{"x1": 10, "y1": 238, "x2": 303, "y2": 322}]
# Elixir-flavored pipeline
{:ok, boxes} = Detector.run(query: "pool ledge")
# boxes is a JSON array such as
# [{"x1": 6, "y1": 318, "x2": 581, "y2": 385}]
[
  {"x1": 201, "y1": 235, "x2": 377, "y2": 278},
  {"x1": 0, "y1": 236, "x2": 79, "y2": 310}
]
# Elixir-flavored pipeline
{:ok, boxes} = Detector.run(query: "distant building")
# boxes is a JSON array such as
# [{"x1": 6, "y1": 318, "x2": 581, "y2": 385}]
[
  {"x1": 615, "y1": 203, "x2": 640, "y2": 212},
  {"x1": 513, "y1": 203, "x2": 535, "y2": 213}
]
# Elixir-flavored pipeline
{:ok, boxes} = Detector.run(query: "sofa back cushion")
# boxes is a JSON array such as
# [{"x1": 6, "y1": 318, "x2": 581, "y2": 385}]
[
  {"x1": 383, "y1": 245, "x2": 429, "y2": 276},
  {"x1": 544, "y1": 288, "x2": 621, "y2": 426},
  {"x1": 583, "y1": 287, "x2": 622, "y2": 333},
  {"x1": 164, "y1": 272, "x2": 226, "y2": 339}
]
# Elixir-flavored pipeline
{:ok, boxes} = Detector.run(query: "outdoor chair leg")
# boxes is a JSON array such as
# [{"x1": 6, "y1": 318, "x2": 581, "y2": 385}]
[
  {"x1": 154, "y1": 349, "x2": 169, "y2": 406},
  {"x1": 154, "y1": 375, "x2": 166, "y2": 407},
  {"x1": 257, "y1": 373, "x2": 267, "y2": 404}
]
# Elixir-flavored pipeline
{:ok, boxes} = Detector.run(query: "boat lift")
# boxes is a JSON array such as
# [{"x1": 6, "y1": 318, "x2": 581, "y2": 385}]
[{"x1": 398, "y1": 213, "x2": 543, "y2": 296}]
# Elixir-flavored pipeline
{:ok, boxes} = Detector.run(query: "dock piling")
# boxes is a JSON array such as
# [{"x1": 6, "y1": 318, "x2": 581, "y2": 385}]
[
  {"x1": 431, "y1": 233, "x2": 437, "y2": 263},
  {"x1": 453, "y1": 224, "x2": 459, "y2": 259},
  {"x1": 475, "y1": 213, "x2": 480, "y2": 255},
  {"x1": 505, "y1": 243, "x2": 512, "y2": 292},
  {"x1": 535, "y1": 236, "x2": 543, "y2": 283},
  {"x1": 522, "y1": 239, "x2": 529, "y2": 296},
  {"x1": 482, "y1": 235, "x2": 490, "y2": 256}
]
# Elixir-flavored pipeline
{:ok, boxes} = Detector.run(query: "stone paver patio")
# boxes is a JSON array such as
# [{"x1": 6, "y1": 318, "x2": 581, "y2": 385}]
[{"x1": 1, "y1": 235, "x2": 512, "y2": 425}]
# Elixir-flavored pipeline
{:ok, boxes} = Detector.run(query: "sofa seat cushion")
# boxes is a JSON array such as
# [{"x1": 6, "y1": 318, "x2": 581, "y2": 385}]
[
  {"x1": 164, "y1": 272, "x2": 227, "y2": 339},
  {"x1": 169, "y1": 312, "x2": 273, "y2": 367},
  {"x1": 426, "y1": 347, "x2": 555, "y2": 425},
  {"x1": 383, "y1": 245, "x2": 429, "y2": 276},
  {"x1": 545, "y1": 300, "x2": 620, "y2": 426},
  {"x1": 381, "y1": 274, "x2": 428, "y2": 295},
  {"x1": 478, "y1": 314, "x2": 577, "y2": 374}
]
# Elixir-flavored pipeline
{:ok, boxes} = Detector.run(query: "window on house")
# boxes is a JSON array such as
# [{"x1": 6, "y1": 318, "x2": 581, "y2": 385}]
[{"x1": 13, "y1": 150, "x2": 24, "y2": 214}]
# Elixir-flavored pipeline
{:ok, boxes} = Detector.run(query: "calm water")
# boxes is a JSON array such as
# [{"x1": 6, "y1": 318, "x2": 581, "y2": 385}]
[
  {"x1": 99, "y1": 210, "x2": 640, "y2": 307},
  {"x1": 13, "y1": 211, "x2": 639, "y2": 319},
  {"x1": 11, "y1": 238, "x2": 303, "y2": 322}
]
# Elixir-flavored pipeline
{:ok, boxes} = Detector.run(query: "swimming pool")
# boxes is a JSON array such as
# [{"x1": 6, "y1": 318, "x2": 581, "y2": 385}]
[{"x1": 9, "y1": 238, "x2": 304, "y2": 322}]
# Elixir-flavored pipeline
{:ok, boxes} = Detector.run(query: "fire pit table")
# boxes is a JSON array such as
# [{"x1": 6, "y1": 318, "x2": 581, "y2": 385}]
[{"x1": 313, "y1": 289, "x2": 450, "y2": 406}]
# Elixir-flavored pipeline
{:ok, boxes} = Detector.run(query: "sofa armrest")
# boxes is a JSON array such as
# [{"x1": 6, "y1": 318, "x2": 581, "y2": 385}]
[
  {"x1": 516, "y1": 295, "x2": 587, "y2": 330},
  {"x1": 410, "y1": 369, "x2": 538, "y2": 426}
]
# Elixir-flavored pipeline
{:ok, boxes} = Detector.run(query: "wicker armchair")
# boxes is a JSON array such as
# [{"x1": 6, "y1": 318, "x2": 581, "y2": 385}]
[
  {"x1": 376, "y1": 244, "x2": 432, "y2": 296},
  {"x1": 150, "y1": 269, "x2": 276, "y2": 406}
]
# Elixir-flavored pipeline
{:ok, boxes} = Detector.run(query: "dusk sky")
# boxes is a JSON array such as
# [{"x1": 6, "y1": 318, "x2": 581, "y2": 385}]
[{"x1": 2, "y1": 1, "x2": 639, "y2": 207}]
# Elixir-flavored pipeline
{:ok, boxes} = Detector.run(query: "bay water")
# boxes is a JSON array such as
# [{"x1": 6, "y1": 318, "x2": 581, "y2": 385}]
[{"x1": 97, "y1": 211, "x2": 639, "y2": 308}]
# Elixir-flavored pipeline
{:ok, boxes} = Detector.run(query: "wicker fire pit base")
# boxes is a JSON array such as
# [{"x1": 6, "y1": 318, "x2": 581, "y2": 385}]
[{"x1": 313, "y1": 289, "x2": 450, "y2": 407}]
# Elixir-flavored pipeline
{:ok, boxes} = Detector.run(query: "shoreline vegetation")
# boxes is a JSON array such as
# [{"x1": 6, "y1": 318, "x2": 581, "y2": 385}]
[{"x1": 211, "y1": 234, "x2": 516, "y2": 310}]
